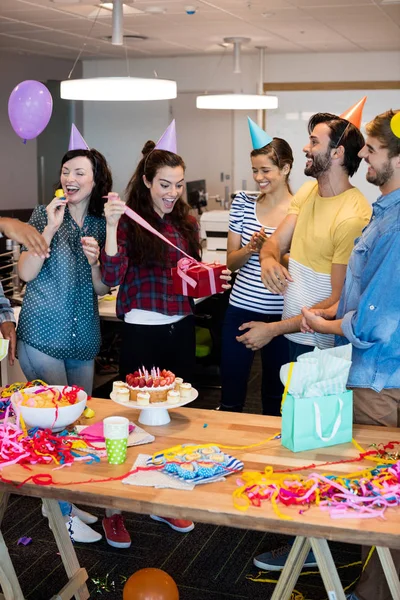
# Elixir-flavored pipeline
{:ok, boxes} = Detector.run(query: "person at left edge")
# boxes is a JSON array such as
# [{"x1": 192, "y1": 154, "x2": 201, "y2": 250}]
[
  {"x1": 16, "y1": 138, "x2": 131, "y2": 548},
  {"x1": 0, "y1": 217, "x2": 49, "y2": 366}
]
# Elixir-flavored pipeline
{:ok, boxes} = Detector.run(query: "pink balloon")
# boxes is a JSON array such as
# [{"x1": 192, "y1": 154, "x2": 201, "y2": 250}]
[{"x1": 8, "y1": 80, "x2": 53, "y2": 142}]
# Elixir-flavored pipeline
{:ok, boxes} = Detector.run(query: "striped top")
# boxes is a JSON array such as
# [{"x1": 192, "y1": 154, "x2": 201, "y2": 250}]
[
  {"x1": 228, "y1": 192, "x2": 284, "y2": 314},
  {"x1": 282, "y1": 181, "x2": 371, "y2": 349}
]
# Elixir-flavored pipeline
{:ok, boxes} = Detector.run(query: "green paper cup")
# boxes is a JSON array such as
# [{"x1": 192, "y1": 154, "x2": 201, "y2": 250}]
[
  {"x1": 103, "y1": 416, "x2": 129, "y2": 465},
  {"x1": 105, "y1": 438, "x2": 128, "y2": 464}
]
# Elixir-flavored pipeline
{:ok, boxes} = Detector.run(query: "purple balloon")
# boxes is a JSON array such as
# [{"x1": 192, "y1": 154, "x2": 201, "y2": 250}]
[{"x1": 8, "y1": 80, "x2": 53, "y2": 142}]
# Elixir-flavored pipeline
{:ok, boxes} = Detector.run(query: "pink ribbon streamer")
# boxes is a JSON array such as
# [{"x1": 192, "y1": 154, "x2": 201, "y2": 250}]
[
  {"x1": 124, "y1": 206, "x2": 194, "y2": 260},
  {"x1": 124, "y1": 205, "x2": 218, "y2": 295}
]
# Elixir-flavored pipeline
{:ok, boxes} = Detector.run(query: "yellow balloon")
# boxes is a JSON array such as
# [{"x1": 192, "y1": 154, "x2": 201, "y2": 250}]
[
  {"x1": 55, "y1": 188, "x2": 65, "y2": 198},
  {"x1": 390, "y1": 112, "x2": 400, "y2": 139}
]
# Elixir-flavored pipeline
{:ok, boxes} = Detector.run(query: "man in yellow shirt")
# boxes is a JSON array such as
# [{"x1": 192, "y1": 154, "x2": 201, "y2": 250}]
[
  {"x1": 237, "y1": 112, "x2": 371, "y2": 362},
  {"x1": 238, "y1": 111, "x2": 371, "y2": 572}
]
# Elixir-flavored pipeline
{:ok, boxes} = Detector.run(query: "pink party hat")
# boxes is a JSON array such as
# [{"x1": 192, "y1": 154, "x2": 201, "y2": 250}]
[
  {"x1": 68, "y1": 123, "x2": 89, "y2": 151},
  {"x1": 155, "y1": 119, "x2": 177, "y2": 153}
]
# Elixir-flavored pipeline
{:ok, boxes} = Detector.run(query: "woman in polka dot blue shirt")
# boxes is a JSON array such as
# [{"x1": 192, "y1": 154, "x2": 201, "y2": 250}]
[
  {"x1": 15, "y1": 149, "x2": 132, "y2": 546},
  {"x1": 17, "y1": 148, "x2": 111, "y2": 390}
]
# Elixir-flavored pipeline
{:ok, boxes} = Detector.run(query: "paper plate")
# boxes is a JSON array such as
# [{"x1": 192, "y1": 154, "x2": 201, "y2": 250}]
[{"x1": 147, "y1": 447, "x2": 243, "y2": 485}]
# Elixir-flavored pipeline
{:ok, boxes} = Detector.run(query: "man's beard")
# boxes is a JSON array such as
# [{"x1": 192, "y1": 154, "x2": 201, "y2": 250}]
[
  {"x1": 366, "y1": 159, "x2": 394, "y2": 187},
  {"x1": 304, "y1": 149, "x2": 332, "y2": 178}
]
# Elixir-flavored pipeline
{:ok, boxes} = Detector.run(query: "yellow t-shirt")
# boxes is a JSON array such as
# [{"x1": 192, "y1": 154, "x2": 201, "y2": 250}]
[{"x1": 283, "y1": 181, "x2": 371, "y2": 348}]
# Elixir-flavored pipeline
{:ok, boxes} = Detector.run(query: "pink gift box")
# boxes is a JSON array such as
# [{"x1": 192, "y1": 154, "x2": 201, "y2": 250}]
[{"x1": 172, "y1": 259, "x2": 226, "y2": 298}]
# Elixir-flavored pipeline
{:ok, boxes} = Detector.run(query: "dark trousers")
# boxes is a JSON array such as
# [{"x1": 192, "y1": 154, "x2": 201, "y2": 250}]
[
  {"x1": 287, "y1": 339, "x2": 314, "y2": 362},
  {"x1": 220, "y1": 305, "x2": 290, "y2": 416},
  {"x1": 119, "y1": 315, "x2": 196, "y2": 384}
]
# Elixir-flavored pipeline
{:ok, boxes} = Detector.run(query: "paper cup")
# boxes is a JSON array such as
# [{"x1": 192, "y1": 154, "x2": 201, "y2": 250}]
[{"x1": 103, "y1": 416, "x2": 129, "y2": 465}]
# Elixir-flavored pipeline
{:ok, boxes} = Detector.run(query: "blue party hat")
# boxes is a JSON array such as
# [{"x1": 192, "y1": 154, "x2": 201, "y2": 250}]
[{"x1": 247, "y1": 117, "x2": 273, "y2": 150}]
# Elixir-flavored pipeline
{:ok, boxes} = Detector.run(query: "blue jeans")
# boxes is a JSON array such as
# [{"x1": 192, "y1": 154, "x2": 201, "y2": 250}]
[
  {"x1": 17, "y1": 340, "x2": 94, "y2": 395},
  {"x1": 287, "y1": 340, "x2": 314, "y2": 362},
  {"x1": 17, "y1": 341, "x2": 95, "y2": 519},
  {"x1": 220, "y1": 305, "x2": 290, "y2": 416}
]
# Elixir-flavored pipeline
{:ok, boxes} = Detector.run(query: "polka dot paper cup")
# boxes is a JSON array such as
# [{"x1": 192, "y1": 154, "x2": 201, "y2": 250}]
[{"x1": 103, "y1": 416, "x2": 129, "y2": 465}]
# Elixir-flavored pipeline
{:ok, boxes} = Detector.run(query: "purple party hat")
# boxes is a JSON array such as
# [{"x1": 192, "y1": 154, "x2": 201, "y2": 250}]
[
  {"x1": 68, "y1": 123, "x2": 89, "y2": 151},
  {"x1": 154, "y1": 119, "x2": 177, "y2": 153}
]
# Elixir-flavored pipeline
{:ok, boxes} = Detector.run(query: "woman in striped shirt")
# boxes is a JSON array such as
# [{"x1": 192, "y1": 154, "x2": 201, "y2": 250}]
[{"x1": 220, "y1": 137, "x2": 294, "y2": 415}]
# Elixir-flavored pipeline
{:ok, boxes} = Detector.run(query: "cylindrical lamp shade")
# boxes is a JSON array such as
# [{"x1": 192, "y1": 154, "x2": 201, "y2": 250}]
[
  {"x1": 196, "y1": 94, "x2": 278, "y2": 110},
  {"x1": 60, "y1": 77, "x2": 177, "y2": 101}
]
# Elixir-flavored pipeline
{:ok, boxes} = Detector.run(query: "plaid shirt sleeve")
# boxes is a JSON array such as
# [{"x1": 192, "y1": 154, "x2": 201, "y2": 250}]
[
  {"x1": 100, "y1": 214, "x2": 199, "y2": 318},
  {"x1": 0, "y1": 281, "x2": 15, "y2": 324},
  {"x1": 100, "y1": 217, "x2": 130, "y2": 287}
]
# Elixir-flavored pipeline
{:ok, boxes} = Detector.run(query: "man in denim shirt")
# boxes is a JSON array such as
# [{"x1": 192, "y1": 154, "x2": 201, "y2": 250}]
[{"x1": 302, "y1": 109, "x2": 400, "y2": 600}]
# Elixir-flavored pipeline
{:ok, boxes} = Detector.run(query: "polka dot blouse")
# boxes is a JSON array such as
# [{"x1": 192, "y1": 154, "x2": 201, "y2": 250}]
[{"x1": 17, "y1": 205, "x2": 106, "y2": 361}]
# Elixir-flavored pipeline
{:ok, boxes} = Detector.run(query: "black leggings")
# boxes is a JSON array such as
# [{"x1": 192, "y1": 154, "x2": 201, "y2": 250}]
[
  {"x1": 220, "y1": 305, "x2": 290, "y2": 416},
  {"x1": 119, "y1": 316, "x2": 196, "y2": 383}
]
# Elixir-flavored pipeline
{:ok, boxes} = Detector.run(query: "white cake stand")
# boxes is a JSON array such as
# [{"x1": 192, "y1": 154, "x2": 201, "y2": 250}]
[{"x1": 110, "y1": 388, "x2": 198, "y2": 426}]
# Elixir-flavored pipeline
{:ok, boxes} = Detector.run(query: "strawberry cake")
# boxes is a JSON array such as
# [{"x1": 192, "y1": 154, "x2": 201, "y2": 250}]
[{"x1": 126, "y1": 367, "x2": 176, "y2": 403}]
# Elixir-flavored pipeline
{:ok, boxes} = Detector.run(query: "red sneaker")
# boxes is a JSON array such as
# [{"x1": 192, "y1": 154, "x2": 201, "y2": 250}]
[
  {"x1": 102, "y1": 514, "x2": 131, "y2": 548},
  {"x1": 150, "y1": 515, "x2": 195, "y2": 533}
]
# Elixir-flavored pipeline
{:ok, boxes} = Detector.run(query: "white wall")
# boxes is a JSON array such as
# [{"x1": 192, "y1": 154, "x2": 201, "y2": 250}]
[
  {"x1": 83, "y1": 51, "x2": 400, "y2": 200},
  {"x1": 0, "y1": 53, "x2": 80, "y2": 210}
]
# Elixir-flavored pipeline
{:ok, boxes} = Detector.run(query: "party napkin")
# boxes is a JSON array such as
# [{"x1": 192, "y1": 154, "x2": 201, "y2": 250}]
[
  {"x1": 78, "y1": 420, "x2": 135, "y2": 442},
  {"x1": 122, "y1": 454, "x2": 226, "y2": 490},
  {"x1": 0, "y1": 339, "x2": 9, "y2": 362},
  {"x1": 75, "y1": 422, "x2": 154, "y2": 450}
]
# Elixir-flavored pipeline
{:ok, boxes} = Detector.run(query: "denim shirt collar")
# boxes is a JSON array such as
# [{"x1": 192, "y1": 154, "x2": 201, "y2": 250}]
[{"x1": 372, "y1": 187, "x2": 400, "y2": 217}]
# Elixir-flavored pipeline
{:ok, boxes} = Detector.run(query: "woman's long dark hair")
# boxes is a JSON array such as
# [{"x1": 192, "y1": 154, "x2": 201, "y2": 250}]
[
  {"x1": 124, "y1": 141, "x2": 201, "y2": 264},
  {"x1": 56, "y1": 149, "x2": 113, "y2": 218},
  {"x1": 251, "y1": 137, "x2": 294, "y2": 194}
]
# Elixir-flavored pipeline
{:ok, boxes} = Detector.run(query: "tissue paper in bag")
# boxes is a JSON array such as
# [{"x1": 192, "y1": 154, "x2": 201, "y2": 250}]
[{"x1": 281, "y1": 345, "x2": 353, "y2": 452}]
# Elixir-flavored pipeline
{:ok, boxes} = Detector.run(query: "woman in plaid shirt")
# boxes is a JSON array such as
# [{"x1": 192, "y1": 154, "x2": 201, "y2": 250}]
[
  {"x1": 102, "y1": 140, "x2": 230, "y2": 384},
  {"x1": 101, "y1": 139, "x2": 230, "y2": 535}
]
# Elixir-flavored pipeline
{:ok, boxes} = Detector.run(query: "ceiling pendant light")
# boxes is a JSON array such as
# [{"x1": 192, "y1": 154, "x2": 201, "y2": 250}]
[
  {"x1": 60, "y1": 77, "x2": 177, "y2": 101},
  {"x1": 196, "y1": 38, "x2": 277, "y2": 111},
  {"x1": 60, "y1": 0, "x2": 177, "y2": 102}
]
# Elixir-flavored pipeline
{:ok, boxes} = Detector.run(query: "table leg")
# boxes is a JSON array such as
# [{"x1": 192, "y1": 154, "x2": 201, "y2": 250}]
[
  {"x1": 309, "y1": 538, "x2": 346, "y2": 600},
  {"x1": 270, "y1": 536, "x2": 312, "y2": 600},
  {"x1": 0, "y1": 492, "x2": 10, "y2": 528},
  {"x1": 376, "y1": 546, "x2": 400, "y2": 600},
  {"x1": 0, "y1": 492, "x2": 25, "y2": 600},
  {"x1": 42, "y1": 499, "x2": 89, "y2": 600}
]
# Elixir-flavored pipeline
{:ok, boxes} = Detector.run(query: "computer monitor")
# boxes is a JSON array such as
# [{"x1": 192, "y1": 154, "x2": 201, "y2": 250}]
[{"x1": 186, "y1": 180, "x2": 208, "y2": 214}]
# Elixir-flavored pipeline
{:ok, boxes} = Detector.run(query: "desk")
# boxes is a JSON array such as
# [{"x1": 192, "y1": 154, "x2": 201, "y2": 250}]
[
  {"x1": 98, "y1": 290, "x2": 209, "y2": 322},
  {"x1": 1, "y1": 402, "x2": 400, "y2": 600}
]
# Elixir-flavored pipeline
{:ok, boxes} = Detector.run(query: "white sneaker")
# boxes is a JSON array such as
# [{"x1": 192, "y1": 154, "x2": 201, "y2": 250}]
[
  {"x1": 49, "y1": 515, "x2": 102, "y2": 543},
  {"x1": 42, "y1": 503, "x2": 98, "y2": 525}
]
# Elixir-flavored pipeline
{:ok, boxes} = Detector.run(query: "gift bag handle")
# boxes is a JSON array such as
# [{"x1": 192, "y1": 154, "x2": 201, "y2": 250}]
[
  {"x1": 314, "y1": 398, "x2": 343, "y2": 442},
  {"x1": 280, "y1": 362, "x2": 295, "y2": 414}
]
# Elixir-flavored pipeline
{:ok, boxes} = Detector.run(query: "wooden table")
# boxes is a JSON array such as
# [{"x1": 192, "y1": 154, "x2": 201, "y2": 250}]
[{"x1": 1, "y1": 399, "x2": 400, "y2": 600}]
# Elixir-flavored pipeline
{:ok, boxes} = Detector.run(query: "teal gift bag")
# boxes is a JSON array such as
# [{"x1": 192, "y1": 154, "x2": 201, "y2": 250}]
[
  {"x1": 281, "y1": 391, "x2": 353, "y2": 452},
  {"x1": 281, "y1": 363, "x2": 353, "y2": 452}
]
